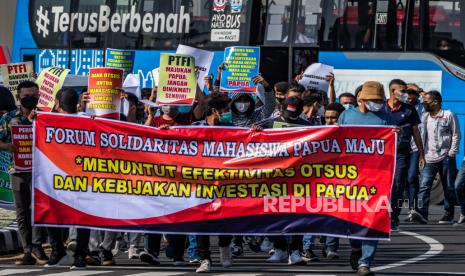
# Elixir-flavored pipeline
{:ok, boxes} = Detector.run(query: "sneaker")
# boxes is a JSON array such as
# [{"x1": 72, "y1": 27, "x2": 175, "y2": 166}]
[
  {"x1": 196, "y1": 259, "x2": 211, "y2": 273},
  {"x1": 15, "y1": 252, "x2": 37, "y2": 265},
  {"x1": 219, "y1": 246, "x2": 232, "y2": 268},
  {"x1": 410, "y1": 210, "x2": 428, "y2": 224},
  {"x1": 260, "y1": 238, "x2": 273, "y2": 252},
  {"x1": 128, "y1": 245, "x2": 139, "y2": 259},
  {"x1": 101, "y1": 249, "x2": 115, "y2": 266},
  {"x1": 189, "y1": 257, "x2": 201, "y2": 264},
  {"x1": 32, "y1": 246, "x2": 49, "y2": 265},
  {"x1": 404, "y1": 210, "x2": 413, "y2": 222},
  {"x1": 302, "y1": 249, "x2": 319, "y2": 262},
  {"x1": 139, "y1": 251, "x2": 160, "y2": 265},
  {"x1": 85, "y1": 254, "x2": 101, "y2": 266},
  {"x1": 357, "y1": 266, "x2": 375, "y2": 276},
  {"x1": 231, "y1": 244, "x2": 243, "y2": 258},
  {"x1": 326, "y1": 250, "x2": 339, "y2": 260},
  {"x1": 288, "y1": 250, "x2": 306, "y2": 265},
  {"x1": 173, "y1": 258, "x2": 187, "y2": 266},
  {"x1": 350, "y1": 250, "x2": 363, "y2": 270},
  {"x1": 247, "y1": 238, "x2": 261, "y2": 253},
  {"x1": 454, "y1": 214, "x2": 465, "y2": 226},
  {"x1": 45, "y1": 250, "x2": 67, "y2": 267},
  {"x1": 268, "y1": 248, "x2": 275, "y2": 255},
  {"x1": 391, "y1": 220, "x2": 400, "y2": 232},
  {"x1": 70, "y1": 256, "x2": 87, "y2": 270},
  {"x1": 438, "y1": 212, "x2": 454, "y2": 224},
  {"x1": 265, "y1": 249, "x2": 288, "y2": 263},
  {"x1": 66, "y1": 240, "x2": 77, "y2": 253}
]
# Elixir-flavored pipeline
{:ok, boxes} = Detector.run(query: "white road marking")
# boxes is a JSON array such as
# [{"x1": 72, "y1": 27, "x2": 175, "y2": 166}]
[
  {"x1": 42, "y1": 270, "x2": 113, "y2": 276},
  {"x1": 130, "y1": 272, "x2": 187, "y2": 276},
  {"x1": 372, "y1": 230, "x2": 444, "y2": 271},
  {"x1": 0, "y1": 269, "x2": 43, "y2": 275}
]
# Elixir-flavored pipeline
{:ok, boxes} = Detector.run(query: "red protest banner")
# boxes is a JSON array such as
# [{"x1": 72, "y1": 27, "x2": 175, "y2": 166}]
[
  {"x1": 11, "y1": 125, "x2": 33, "y2": 172},
  {"x1": 86, "y1": 67, "x2": 123, "y2": 119},
  {"x1": 33, "y1": 113, "x2": 396, "y2": 240}
]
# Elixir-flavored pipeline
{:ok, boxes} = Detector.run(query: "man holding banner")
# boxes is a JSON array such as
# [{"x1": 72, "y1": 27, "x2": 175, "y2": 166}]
[
  {"x1": 338, "y1": 81, "x2": 397, "y2": 276},
  {"x1": 0, "y1": 81, "x2": 48, "y2": 265}
]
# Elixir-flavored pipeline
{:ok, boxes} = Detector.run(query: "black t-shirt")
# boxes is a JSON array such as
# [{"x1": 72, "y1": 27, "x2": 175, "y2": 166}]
[{"x1": 382, "y1": 101, "x2": 421, "y2": 153}]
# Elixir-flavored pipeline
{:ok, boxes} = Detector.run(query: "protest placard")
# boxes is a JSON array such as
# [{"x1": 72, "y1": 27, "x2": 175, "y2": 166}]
[
  {"x1": 86, "y1": 68, "x2": 124, "y2": 119},
  {"x1": 298, "y1": 63, "x2": 334, "y2": 92},
  {"x1": 34, "y1": 113, "x2": 396, "y2": 239},
  {"x1": 0, "y1": 151, "x2": 13, "y2": 206},
  {"x1": 220, "y1": 46, "x2": 260, "y2": 93},
  {"x1": 157, "y1": 54, "x2": 196, "y2": 106},
  {"x1": 176, "y1": 45, "x2": 214, "y2": 92},
  {"x1": 105, "y1": 48, "x2": 135, "y2": 77},
  {"x1": 36, "y1": 67, "x2": 70, "y2": 112},
  {"x1": 11, "y1": 125, "x2": 33, "y2": 172},
  {"x1": 0, "y1": 62, "x2": 34, "y2": 102}
]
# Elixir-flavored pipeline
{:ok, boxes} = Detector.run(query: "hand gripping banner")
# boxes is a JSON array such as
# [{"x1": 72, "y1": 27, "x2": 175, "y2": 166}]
[{"x1": 33, "y1": 113, "x2": 396, "y2": 240}]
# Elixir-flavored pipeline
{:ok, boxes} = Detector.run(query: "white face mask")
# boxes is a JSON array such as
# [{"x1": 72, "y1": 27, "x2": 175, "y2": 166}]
[
  {"x1": 343, "y1": 103, "x2": 354, "y2": 110},
  {"x1": 235, "y1": 102, "x2": 250, "y2": 113},
  {"x1": 316, "y1": 105, "x2": 325, "y2": 117},
  {"x1": 365, "y1": 101, "x2": 384, "y2": 112},
  {"x1": 396, "y1": 93, "x2": 409, "y2": 103}
]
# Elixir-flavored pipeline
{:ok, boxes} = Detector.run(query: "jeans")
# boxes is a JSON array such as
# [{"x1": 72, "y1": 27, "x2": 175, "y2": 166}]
[
  {"x1": 454, "y1": 160, "x2": 465, "y2": 215},
  {"x1": 144, "y1": 233, "x2": 162, "y2": 256},
  {"x1": 75, "y1": 228, "x2": 91, "y2": 258},
  {"x1": 303, "y1": 235, "x2": 339, "y2": 252},
  {"x1": 271, "y1": 235, "x2": 302, "y2": 252},
  {"x1": 417, "y1": 156, "x2": 457, "y2": 219},
  {"x1": 47, "y1": 227, "x2": 65, "y2": 253},
  {"x1": 188, "y1": 235, "x2": 200, "y2": 260},
  {"x1": 391, "y1": 153, "x2": 410, "y2": 223},
  {"x1": 11, "y1": 172, "x2": 43, "y2": 253},
  {"x1": 407, "y1": 151, "x2": 420, "y2": 209},
  {"x1": 197, "y1": 235, "x2": 232, "y2": 261},
  {"x1": 350, "y1": 239, "x2": 378, "y2": 268}
]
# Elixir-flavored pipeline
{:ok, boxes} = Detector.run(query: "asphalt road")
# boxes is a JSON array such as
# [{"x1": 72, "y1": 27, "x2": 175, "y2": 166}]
[{"x1": 0, "y1": 206, "x2": 464, "y2": 276}]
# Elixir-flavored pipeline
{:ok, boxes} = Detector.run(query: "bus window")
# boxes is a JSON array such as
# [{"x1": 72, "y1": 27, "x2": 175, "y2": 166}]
[
  {"x1": 425, "y1": 0, "x2": 465, "y2": 51},
  {"x1": 263, "y1": 0, "x2": 292, "y2": 45},
  {"x1": 292, "y1": 0, "x2": 320, "y2": 45},
  {"x1": 317, "y1": 0, "x2": 377, "y2": 50}
]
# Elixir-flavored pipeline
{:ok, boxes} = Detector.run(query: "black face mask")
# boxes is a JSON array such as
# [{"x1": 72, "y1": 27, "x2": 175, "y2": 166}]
[
  {"x1": 410, "y1": 99, "x2": 418, "y2": 106},
  {"x1": 20, "y1": 95, "x2": 39, "y2": 109},
  {"x1": 423, "y1": 102, "x2": 434, "y2": 112}
]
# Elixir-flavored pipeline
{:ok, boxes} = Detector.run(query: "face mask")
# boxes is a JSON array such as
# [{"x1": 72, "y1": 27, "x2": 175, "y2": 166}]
[
  {"x1": 276, "y1": 98, "x2": 285, "y2": 105},
  {"x1": 178, "y1": 106, "x2": 191, "y2": 113},
  {"x1": 396, "y1": 93, "x2": 409, "y2": 103},
  {"x1": 219, "y1": 111, "x2": 232, "y2": 124},
  {"x1": 235, "y1": 102, "x2": 250, "y2": 113},
  {"x1": 343, "y1": 103, "x2": 354, "y2": 110},
  {"x1": 161, "y1": 105, "x2": 179, "y2": 117},
  {"x1": 365, "y1": 101, "x2": 384, "y2": 112},
  {"x1": 316, "y1": 105, "x2": 325, "y2": 117},
  {"x1": 20, "y1": 95, "x2": 39, "y2": 109},
  {"x1": 410, "y1": 99, "x2": 418, "y2": 106},
  {"x1": 423, "y1": 102, "x2": 433, "y2": 112}
]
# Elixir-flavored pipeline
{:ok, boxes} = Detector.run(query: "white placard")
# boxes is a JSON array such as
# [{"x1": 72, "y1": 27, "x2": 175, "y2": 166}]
[
  {"x1": 176, "y1": 45, "x2": 214, "y2": 92},
  {"x1": 298, "y1": 63, "x2": 334, "y2": 92},
  {"x1": 211, "y1": 29, "x2": 240, "y2": 42}
]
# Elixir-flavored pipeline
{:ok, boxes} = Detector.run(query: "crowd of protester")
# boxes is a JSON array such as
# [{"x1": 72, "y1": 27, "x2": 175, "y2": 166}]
[{"x1": 0, "y1": 64, "x2": 464, "y2": 276}]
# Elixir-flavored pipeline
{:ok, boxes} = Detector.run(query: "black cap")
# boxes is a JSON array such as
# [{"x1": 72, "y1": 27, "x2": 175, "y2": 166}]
[{"x1": 282, "y1": 97, "x2": 303, "y2": 120}]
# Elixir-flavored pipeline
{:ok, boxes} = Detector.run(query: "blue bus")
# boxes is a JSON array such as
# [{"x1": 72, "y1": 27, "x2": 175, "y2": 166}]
[{"x1": 12, "y1": 0, "x2": 465, "y2": 162}]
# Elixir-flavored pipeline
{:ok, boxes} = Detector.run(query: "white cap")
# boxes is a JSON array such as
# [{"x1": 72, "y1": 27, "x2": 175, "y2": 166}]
[
  {"x1": 152, "y1": 68, "x2": 160, "y2": 87},
  {"x1": 122, "y1": 73, "x2": 141, "y2": 99}
]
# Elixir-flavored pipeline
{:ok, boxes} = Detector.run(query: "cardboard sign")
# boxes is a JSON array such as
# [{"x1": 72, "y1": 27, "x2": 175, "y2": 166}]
[
  {"x1": 0, "y1": 62, "x2": 34, "y2": 102},
  {"x1": 105, "y1": 48, "x2": 135, "y2": 77},
  {"x1": 11, "y1": 125, "x2": 33, "y2": 172},
  {"x1": 299, "y1": 63, "x2": 334, "y2": 92},
  {"x1": 36, "y1": 67, "x2": 70, "y2": 112},
  {"x1": 176, "y1": 45, "x2": 214, "y2": 92},
  {"x1": 157, "y1": 54, "x2": 197, "y2": 106},
  {"x1": 0, "y1": 151, "x2": 13, "y2": 205},
  {"x1": 220, "y1": 47, "x2": 260, "y2": 93},
  {"x1": 87, "y1": 68, "x2": 124, "y2": 119}
]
